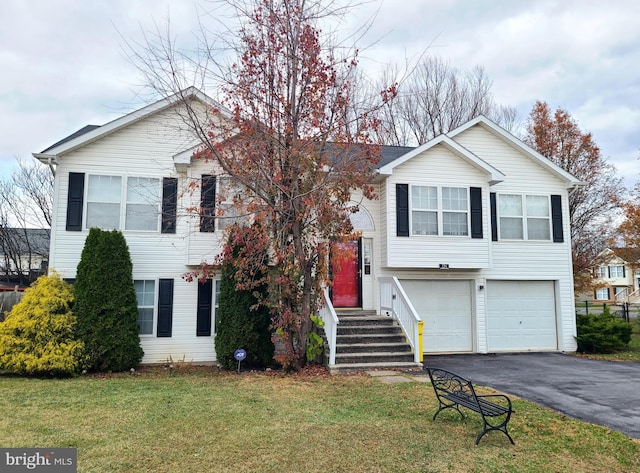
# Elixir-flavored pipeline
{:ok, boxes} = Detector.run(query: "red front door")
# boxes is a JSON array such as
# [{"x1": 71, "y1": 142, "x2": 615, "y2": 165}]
[{"x1": 331, "y1": 241, "x2": 360, "y2": 307}]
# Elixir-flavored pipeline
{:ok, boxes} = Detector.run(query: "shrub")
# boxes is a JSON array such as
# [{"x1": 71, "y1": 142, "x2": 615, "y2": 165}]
[
  {"x1": 576, "y1": 306, "x2": 633, "y2": 353},
  {"x1": 215, "y1": 226, "x2": 273, "y2": 370},
  {"x1": 74, "y1": 228, "x2": 143, "y2": 372},
  {"x1": 0, "y1": 274, "x2": 83, "y2": 377}
]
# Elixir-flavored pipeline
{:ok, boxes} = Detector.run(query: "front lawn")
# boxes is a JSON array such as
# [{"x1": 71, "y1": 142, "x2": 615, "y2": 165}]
[{"x1": 1, "y1": 369, "x2": 638, "y2": 472}]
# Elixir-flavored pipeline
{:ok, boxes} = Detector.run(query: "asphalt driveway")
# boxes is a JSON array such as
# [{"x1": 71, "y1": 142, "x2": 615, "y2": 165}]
[{"x1": 418, "y1": 353, "x2": 640, "y2": 439}]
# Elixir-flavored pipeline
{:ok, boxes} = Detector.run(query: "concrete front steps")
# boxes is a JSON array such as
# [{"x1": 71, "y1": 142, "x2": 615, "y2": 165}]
[{"x1": 328, "y1": 310, "x2": 423, "y2": 374}]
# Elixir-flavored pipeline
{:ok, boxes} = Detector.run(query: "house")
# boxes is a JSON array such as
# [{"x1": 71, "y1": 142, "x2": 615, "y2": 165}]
[
  {"x1": 0, "y1": 227, "x2": 50, "y2": 286},
  {"x1": 587, "y1": 248, "x2": 640, "y2": 303},
  {"x1": 34, "y1": 88, "x2": 581, "y2": 365}
]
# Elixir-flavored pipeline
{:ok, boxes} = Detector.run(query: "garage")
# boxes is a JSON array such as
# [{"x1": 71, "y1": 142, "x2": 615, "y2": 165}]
[
  {"x1": 486, "y1": 280, "x2": 558, "y2": 351},
  {"x1": 400, "y1": 279, "x2": 473, "y2": 353}
]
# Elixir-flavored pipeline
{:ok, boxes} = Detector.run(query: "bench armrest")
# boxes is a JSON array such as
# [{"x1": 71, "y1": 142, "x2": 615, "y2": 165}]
[{"x1": 476, "y1": 393, "x2": 513, "y2": 411}]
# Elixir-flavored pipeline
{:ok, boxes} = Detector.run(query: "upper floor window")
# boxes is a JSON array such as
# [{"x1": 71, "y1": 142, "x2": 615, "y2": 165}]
[
  {"x1": 595, "y1": 266, "x2": 607, "y2": 279},
  {"x1": 609, "y1": 265, "x2": 625, "y2": 278},
  {"x1": 411, "y1": 186, "x2": 468, "y2": 236},
  {"x1": 86, "y1": 175, "x2": 160, "y2": 231},
  {"x1": 498, "y1": 194, "x2": 550, "y2": 240}
]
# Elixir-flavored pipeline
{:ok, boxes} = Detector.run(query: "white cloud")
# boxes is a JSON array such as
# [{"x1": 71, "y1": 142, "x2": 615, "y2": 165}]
[{"x1": 1, "y1": 0, "x2": 639, "y2": 187}]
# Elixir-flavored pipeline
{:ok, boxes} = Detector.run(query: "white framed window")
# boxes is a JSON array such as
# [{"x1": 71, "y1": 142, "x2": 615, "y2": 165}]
[
  {"x1": 135, "y1": 279, "x2": 156, "y2": 335},
  {"x1": 86, "y1": 175, "x2": 160, "y2": 231},
  {"x1": 595, "y1": 287, "x2": 610, "y2": 300},
  {"x1": 525, "y1": 195, "x2": 550, "y2": 240},
  {"x1": 442, "y1": 187, "x2": 468, "y2": 236},
  {"x1": 609, "y1": 265, "x2": 625, "y2": 278},
  {"x1": 87, "y1": 175, "x2": 122, "y2": 229},
  {"x1": 411, "y1": 186, "x2": 438, "y2": 235},
  {"x1": 595, "y1": 266, "x2": 607, "y2": 279},
  {"x1": 126, "y1": 177, "x2": 161, "y2": 231},
  {"x1": 411, "y1": 186, "x2": 468, "y2": 236},
  {"x1": 498, "y1": 194, "x2": 551, "y2": 240}
]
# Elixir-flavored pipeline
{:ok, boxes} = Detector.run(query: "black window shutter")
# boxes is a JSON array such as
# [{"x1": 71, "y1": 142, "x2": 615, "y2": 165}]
[
  {"x1": 470, "y1": 187, "x2": 483, "y2": 239},
  {"x1": 161, "y1": 177, "x2": 178, "y2": 234},
  {"x1": 157, "y1": 279, "x2": 174, "y2": 337},
  {"x1": 490, "y1": 193, "x2": 498, "y2": 241},
  {"x1": 551, "y1": 195, "x2": 564, "y2": 243},
  {"x1": 606, "y1": 288, "x2": 610, "y2": 299},
  {"x1": 396, "y1": 184, "x2": 409, "y2": 237},
  {"x1": 197, "y1": 279, "x2": 213, "y2": 336},
  {"x1": 200, "y1": 175, "x2": 216, "y2": 232},
  {"x1": 66, "y1": 172, "x2": 85, "y2": 231}
]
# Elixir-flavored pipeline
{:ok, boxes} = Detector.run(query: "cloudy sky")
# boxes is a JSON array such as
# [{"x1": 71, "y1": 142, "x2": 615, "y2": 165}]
[{"x1": 1, "y1": 0, "x2": 639, "y2": 186}]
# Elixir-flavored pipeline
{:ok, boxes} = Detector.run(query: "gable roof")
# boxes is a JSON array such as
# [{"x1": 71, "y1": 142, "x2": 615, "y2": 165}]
[
  {"x1": 377, "y1": 133, "x2": 506, "y2": 185},
  {"x1": 33, "y1": 87, "x2": 223, "y2": 162},
  {"x1": 447, "y1": 116, "x2": 583, "y2": 187}
]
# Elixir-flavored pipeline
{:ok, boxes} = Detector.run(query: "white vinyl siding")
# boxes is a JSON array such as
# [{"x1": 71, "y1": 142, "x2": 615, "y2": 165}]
[{"x1": 48, "y1": 103, "x2": 222, "y2": 363}]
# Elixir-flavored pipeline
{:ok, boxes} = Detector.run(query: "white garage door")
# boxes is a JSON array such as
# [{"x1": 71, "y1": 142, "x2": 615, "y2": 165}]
[
  {"x1": 400, "y1": 280, "x2": 472, "y2": 353},
  {"x1": 486, "y1": 280, "x2": 557, "y2": 351}
]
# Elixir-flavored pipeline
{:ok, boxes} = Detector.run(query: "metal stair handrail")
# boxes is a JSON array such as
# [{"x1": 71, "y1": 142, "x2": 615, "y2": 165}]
[{"x1": 379, "y1": 277, "x2": 423, "y2": 363}]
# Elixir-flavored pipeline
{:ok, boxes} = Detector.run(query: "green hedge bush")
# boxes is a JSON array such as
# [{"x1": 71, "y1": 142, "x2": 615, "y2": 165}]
[
  {"x1": 576, "y1": 306, "x2": 632, "y2": 353},
  {"x1": 74, "y1": 228, "x2": 143, "y2": 372},
  {"x1": 0, "y1": 274, "x2": 83, "y2": 377},
  {"x1": 215, "y1": 227, "x2": 273, "y2": 370}
]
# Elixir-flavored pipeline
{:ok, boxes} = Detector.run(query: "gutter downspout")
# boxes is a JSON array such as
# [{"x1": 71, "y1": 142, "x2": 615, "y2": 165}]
[{"x1": 46, "y1": 156, "x2": 58, "y2": 176}]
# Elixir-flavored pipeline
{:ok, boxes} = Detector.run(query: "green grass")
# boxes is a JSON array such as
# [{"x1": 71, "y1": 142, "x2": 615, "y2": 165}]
[{"x1": 1, "y1": 369, "x2": 639, "y2": 472}]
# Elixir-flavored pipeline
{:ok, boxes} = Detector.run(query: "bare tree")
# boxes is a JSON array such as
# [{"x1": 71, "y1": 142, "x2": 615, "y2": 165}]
[
  {"x1": 0, "y1": 160, "x2": 52, "y2": 285},
  {"x1": 375, "y1": 57, "x2": 518, "y2": 146},
  {"x1": 524, "y1": 101, "x2": 624, "y2": 294}
]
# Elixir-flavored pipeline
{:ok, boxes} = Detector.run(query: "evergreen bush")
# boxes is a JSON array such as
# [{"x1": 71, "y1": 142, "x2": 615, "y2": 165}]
[
  {"x1": 215, "y1": 227, "x2": 273, "y2": 370},
  {"x1": 576, "y1": 306, "x2": 633, "y2": 353},
  {"x1": 0, "y1": 274, "x2": 83, "y2": 377},
  {"x1": 74, "y1": 228, "x2": 143, "y2": 372}
]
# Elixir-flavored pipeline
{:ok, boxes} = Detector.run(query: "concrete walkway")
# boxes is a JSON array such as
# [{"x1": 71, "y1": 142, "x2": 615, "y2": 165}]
[{"x1": 404, "y1": 353, "x2": 640, "y2": 439}]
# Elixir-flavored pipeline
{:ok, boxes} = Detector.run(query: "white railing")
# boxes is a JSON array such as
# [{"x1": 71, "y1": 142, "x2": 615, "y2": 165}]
[
  {"x1": 615, "y1": 288, "x2": 629, "y2": 302},
  {"x1": 379, "y1": 277, "x2": 423, "y2": 363},
  {"x1": 619, "y1": 287, "x2": 640, "y2": 303},
  {"x1": 318, "y1": 289, "x2": 339, "y2": 366}
]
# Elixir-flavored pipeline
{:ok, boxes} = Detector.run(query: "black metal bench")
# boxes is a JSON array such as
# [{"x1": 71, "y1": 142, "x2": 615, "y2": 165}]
[{"x1": 427, "y1": 367, "x2": 514, "y2": 445}]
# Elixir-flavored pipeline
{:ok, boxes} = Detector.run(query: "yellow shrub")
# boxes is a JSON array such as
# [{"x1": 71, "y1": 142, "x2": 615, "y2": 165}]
[{"x1": 0, "y1": 274, "x2": 84, "y2": 376}]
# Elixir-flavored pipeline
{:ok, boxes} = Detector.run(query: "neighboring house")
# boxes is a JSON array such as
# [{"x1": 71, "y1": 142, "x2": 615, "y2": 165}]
[
  {"x1": 0, "y1": 227, "x2": 50, "y2": 286},
  {"x1": 588, "y1": 248, "x2": 640, "y2": 303},
  {"x1": 34, "y1": 88, "x2": 581, "y2": 364}
]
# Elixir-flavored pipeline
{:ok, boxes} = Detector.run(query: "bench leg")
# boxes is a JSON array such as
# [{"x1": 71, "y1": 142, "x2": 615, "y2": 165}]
[
  {"x1": 475, "y1": 422, "x2": 515, "y2": 446},
  {"x1": 433, "y1": 402, "x2": 465, "y2": 421}
]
